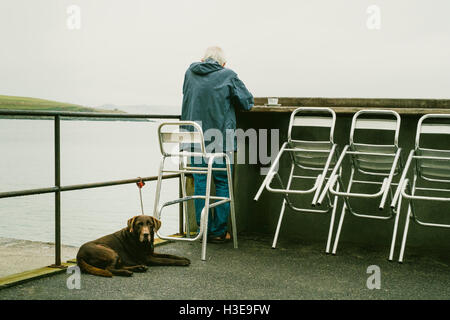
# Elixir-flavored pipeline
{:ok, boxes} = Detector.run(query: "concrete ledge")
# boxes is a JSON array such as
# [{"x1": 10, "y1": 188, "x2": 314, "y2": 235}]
[
  {"x1": 249, "y1": 97, "x2": 450, "y2": 115},
  {"x1": 250, "y1": 105, "x2": 450, "y2": 115},
  {"x1": 0, "y1": 263, "x2": 75, "y2": 289}
]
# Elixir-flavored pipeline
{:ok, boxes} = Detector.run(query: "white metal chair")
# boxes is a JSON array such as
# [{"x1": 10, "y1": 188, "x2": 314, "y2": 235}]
[
  {"x1": 317, "y1": 110, "x2": 403, "y2": 259},
  {"x1": 153, "y1": 121, "x2": 237, "y2": 261},
  {"x1": 254, "y1": 107, "x2": 340, "y2": 253},
  {"x1": 392, "y1": 114, "x2": 450, "y2": 263}
]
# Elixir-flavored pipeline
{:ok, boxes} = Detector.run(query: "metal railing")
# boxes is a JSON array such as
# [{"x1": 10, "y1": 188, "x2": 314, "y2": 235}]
[{"x1": 0, "y1": 109, "x2": 181, "y2": 268}]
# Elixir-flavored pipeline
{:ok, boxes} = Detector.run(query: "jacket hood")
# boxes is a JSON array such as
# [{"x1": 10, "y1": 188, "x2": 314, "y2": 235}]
[{"x1": 189, "y1": 58, "x2": 223, "y2": 75}]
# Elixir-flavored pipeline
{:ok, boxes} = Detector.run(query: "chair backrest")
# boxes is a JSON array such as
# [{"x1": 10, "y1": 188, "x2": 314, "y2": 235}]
[
  {"x1": 158, "y1": 121, "x2": 205, "y2": 156},
  {"x1": 350, "y1": 109, "x2": 401, "y2": 146},
  {"x1": 287, "y1": 107, "x2": 337, "y2": 169},
  {"x1": 349, "y1": 110, "x2": 401, "y2": 174},
  {"x1": 415, "y1": 114, "x2": 450, "y2": 181},
  {"x1": 288, "y1": 107, "x2": 336, "y2": 143}
]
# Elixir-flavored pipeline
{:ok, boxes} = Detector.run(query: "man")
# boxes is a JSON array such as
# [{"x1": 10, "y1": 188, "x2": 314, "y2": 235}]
[{"x1": 181, "y1": 46, "x2": 253, "y2": 242}]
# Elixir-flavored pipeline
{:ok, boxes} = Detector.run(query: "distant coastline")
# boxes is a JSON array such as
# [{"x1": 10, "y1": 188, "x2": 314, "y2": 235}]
[
  {"x1": 0, "y1": 94, "x2": 148, "y2": 121},
  {"x1": 0, "y1": 94, "x2": 121, "y2": 113},
  {"x1": 0, "y1": 95, "x2": 180, "y2": 121}
]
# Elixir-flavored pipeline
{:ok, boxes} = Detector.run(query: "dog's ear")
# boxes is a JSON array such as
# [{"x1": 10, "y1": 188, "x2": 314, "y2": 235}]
[
  {"x1": 127, "y1": 216, "x2": 138, "y2": 233},
  {"x1": 150, "y1": 217, "x2": 161, "y2": 231}
]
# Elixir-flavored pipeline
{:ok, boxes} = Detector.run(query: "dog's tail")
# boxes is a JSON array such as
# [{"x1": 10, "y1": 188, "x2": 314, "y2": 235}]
[{"x1": 77, "y1": 258, "x2": 113, "y2": 277}]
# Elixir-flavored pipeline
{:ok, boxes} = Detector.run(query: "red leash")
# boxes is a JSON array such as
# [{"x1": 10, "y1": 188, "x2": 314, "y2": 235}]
[{"x1": 136, "y1": 177, "x2": 145, "y2": 215}]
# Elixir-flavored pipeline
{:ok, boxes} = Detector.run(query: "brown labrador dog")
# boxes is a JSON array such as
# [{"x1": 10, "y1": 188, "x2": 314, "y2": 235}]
[{"x1": 76, "y1": 215, "x2": 190, "y2": 277}]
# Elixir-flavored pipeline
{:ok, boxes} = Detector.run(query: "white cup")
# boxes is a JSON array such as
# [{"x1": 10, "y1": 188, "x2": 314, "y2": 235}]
[{"x1": 267, "y1": 97, "x2": 278, "y2": 105}]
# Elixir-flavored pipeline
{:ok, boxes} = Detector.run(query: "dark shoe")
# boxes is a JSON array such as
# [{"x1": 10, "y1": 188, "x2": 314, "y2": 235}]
[{"x1": 208, "y1": 232, "x2": 231, "y2": 244}]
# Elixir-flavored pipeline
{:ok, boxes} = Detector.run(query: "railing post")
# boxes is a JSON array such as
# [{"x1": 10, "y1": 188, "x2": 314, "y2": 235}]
[
  {"x1": 54, "y1": 115, "x2": 62, "y2": 267},
  {"x1": 179, "y1": 175, "x2": 184, "y2": 235}
]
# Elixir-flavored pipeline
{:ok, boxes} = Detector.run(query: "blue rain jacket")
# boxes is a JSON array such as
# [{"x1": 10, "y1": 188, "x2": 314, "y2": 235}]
[{"x1": 181, "y1": 58, "x2": 254, "y2": 152}]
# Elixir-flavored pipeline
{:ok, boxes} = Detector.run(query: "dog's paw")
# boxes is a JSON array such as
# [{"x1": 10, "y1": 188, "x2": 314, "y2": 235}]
[
  {"x1": 180, "y1": 258, "x2": 191, "y2": 266},
  {"x1": 128, "y1": 265, "x2": 148, "y2": 272},
  {"x1": 135, "y1": 265, "x2": 148, "y2": 272}
]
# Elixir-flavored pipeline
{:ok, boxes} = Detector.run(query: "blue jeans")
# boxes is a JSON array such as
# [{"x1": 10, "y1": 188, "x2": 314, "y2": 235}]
[{"x1": 191, "y1": 156, "x2": 232, "y2": 238}]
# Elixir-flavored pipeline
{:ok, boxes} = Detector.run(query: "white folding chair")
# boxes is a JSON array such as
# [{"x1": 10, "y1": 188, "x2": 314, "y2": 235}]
[
  {"x1": 392, "y1": 114, "x2": 450, "y2": 263},
  {"x1": 153, "y1": 121, "x2": 237, "y2": 261},
  {"x1": 254, "y1": 107, "x2": 340, "y2": 253},
  {"x1": 317, "y1": 110, "x2": 403, "y2": 259}
]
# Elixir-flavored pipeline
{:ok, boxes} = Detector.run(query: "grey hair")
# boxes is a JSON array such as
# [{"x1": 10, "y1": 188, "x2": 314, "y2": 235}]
[{"x1": 202, "y1": 46, "x2": 226, "y2": 65}]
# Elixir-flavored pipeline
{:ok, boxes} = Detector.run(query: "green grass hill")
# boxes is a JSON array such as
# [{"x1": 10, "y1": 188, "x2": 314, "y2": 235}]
[{"x1": 0, "y1": 94, "x2": 122, "y2": 113}]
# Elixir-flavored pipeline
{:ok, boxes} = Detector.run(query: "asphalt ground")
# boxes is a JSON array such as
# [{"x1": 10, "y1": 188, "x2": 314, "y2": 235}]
[{"x1": 0, "y1": 233, "x2": 449, "y2": 300}]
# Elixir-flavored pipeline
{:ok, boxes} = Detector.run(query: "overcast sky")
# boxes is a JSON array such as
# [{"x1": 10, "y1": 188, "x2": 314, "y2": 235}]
[{"x1": 0, "y1": 0, "x2": 449, "y2": 112}]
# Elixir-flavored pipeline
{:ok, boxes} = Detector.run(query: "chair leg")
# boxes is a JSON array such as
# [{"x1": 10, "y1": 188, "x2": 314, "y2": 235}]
[
  {"x1": 326, "y1": 188, "x2": 339, "y2": 254},
  {"x1": 201, "y1": 207, "x2": 208, "y2": 261},
  {"x1": 229, "y1": 204, "x2": 238, "y2": 249},
  {"x1": 272, "y1": 163, "x2": 294, "y2": 249},
  {"x1": 201, "y1": 162, "x2": 214, "y2": 261},
  {"x1": 224, "y1": 157, "x2": 238, "y2": 249},
  {"x1": 153, "y1": 156, "x2": 166, "y2": 219},
  {"x1": 180, "y1": 159, "x2": 190, "y2": 238},
  {"x1": 332, "y1": 203, "x2": 347, "y2": 255},
  {"x1": 388, "y1": 195, "x2": 403, "y2": 261},
  {"x1": 332, "y1": 170, "x2": 354, "y2": 255},
  {"x1": 272, "y1": 200, "x2": 287, "y2": 249},
  {"x1": 398, "y1": 177, "x2": 417, "y2": 263},
  {"x1": 398, "y1": 202, "x2": 412, "y2": 263}
]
